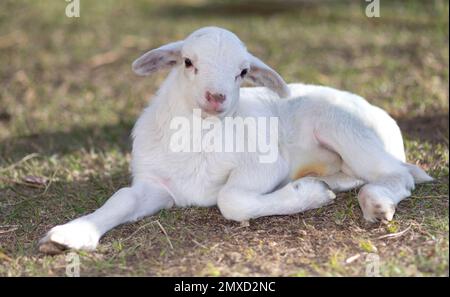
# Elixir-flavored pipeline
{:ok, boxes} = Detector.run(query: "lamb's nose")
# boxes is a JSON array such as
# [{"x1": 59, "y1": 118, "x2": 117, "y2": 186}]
[{"x1": 205, "y1": 91, "x2": 226, "y2": 104}]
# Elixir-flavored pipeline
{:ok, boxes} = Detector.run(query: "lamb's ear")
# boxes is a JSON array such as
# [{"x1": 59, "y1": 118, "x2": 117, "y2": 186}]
[
  {"x1": 246, "y1": 53, "x2": 290, "y2": 98},
  {"x1": 132, "y1": 41, "x2": 184, "y2": 76}
]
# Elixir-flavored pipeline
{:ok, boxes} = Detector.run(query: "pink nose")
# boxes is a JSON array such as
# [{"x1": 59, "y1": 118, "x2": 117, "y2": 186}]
[{"x1": 205, "y1": 91, "x2": 226, "y2": 105}]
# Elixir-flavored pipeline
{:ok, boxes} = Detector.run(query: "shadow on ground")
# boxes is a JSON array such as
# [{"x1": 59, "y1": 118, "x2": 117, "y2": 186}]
[
  {"x1": 0, "y1": 121, "x2": 134, "y2": 165},
  {"x1": 155, "y1": 0, "x2": 443, "y2": 31},
  {"x1": 156, "y1": 0, "x2": 317, "y2": 17},
  {"x1": 396, "y1": 112, "x2": 449, "y2": 144}
]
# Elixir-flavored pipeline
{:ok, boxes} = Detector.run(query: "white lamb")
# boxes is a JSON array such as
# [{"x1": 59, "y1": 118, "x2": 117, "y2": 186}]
[{"x1": 39, "y1": 26, "x2": 432, "y2": 252}]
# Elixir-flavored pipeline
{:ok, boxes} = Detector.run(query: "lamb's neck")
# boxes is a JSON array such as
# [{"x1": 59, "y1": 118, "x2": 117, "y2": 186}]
[{"x1": 153, "y1": 70, "x2": 195, "y2": 119}]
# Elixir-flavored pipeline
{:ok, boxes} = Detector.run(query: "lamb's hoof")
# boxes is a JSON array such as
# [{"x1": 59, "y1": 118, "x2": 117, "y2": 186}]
[
  {"x1": 38, "y1": 221, "x2": 100, "y2": 254},
  {"x1": 291, "y1": 177, "x2": 336, "y2": 209},
  {"x1": 358, "y1": 186, "x2": 396, "y2": 223},
  {"x1": 38, "y1": 240, "x2": 67, "y2": 255}
]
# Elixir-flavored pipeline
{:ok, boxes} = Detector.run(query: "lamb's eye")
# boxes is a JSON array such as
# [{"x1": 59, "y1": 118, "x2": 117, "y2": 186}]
[
  {"x1": 184, "y1": 58, "x2": 193, "y2": 68},
  {"x1": 240, "y1": 68, "x2": 248, "y2": 78}
]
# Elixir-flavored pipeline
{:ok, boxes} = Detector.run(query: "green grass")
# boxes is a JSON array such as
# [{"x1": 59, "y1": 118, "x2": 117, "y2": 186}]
[{"x1": 0, "y1": 0, "x2": 448, "y2": 276}]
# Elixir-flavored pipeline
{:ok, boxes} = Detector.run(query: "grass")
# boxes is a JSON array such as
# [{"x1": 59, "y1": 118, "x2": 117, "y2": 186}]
[{"x1": 0, "y1": 0, "x2": 448, "y2": 276}]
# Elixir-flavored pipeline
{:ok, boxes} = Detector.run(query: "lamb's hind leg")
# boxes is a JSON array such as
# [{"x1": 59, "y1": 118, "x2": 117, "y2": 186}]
[
  {"x1": 357, "y1": 173, "x2": 416, "y2": 222},
  {"x1": 315, "y1": 128, "x2": 431, "y2": 223}
]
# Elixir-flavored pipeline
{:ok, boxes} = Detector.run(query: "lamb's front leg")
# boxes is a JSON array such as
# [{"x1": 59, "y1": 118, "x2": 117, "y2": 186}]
[
  {"x1": 39, "y1": 181, "x2": 173, "y2": 253},
  {"x1": 217, "y1": 174, "x2": 336, "y2": 222}
]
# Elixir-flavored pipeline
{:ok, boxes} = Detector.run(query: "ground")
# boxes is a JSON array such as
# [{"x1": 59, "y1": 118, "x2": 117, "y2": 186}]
[{"x1": 0, "y1": 0, "x2": 448, "y2": 276}]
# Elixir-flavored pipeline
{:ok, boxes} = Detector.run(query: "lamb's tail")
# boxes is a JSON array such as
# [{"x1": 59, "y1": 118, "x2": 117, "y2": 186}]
[{"x1": 404, "y1": 163, "x2": 434, "y2": 184}]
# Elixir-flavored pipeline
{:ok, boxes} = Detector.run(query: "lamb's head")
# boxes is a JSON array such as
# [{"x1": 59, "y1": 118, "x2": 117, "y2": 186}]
[{"x1": 132, "y1": 26, "x2": 290, "y2": 116}]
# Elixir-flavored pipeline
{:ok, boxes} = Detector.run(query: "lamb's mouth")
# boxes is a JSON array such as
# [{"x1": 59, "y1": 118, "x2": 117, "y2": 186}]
[{"x1": 197, "y1": 105, "x2": 225, "y2": 118}]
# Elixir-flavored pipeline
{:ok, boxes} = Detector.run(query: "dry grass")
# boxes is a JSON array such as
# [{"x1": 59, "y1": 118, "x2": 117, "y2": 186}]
[{"x1": 0, "y1": 0, "x2": 448, "y2": 276}]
